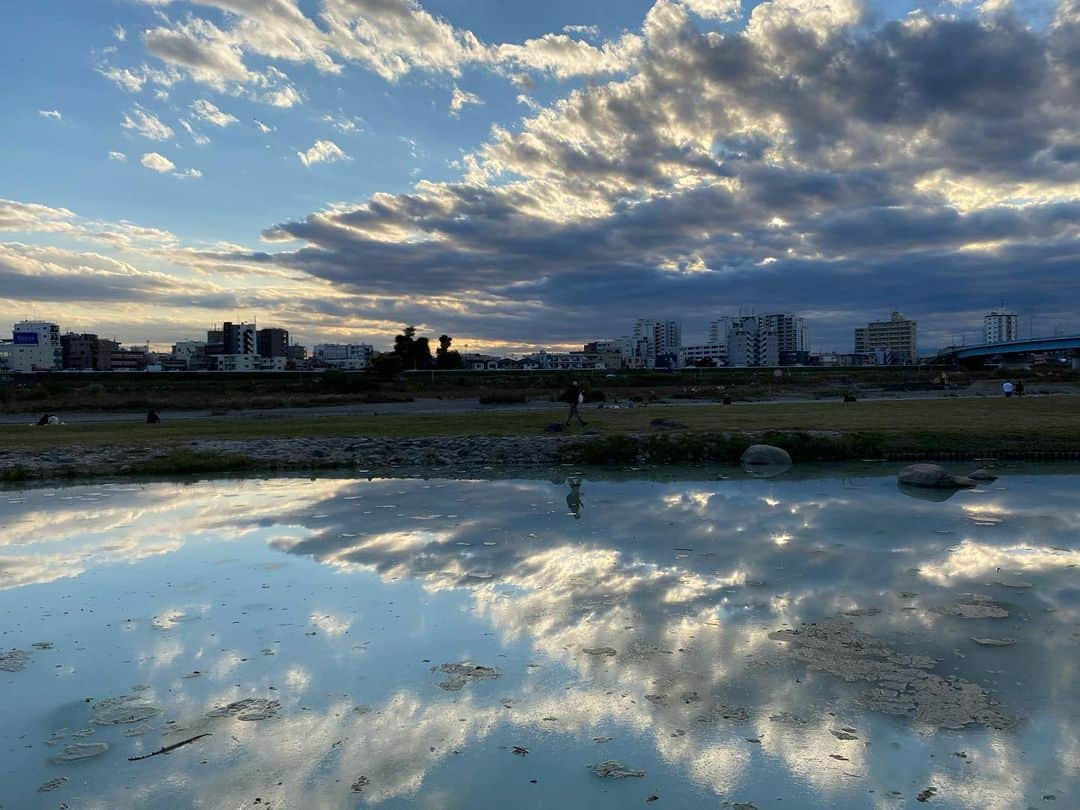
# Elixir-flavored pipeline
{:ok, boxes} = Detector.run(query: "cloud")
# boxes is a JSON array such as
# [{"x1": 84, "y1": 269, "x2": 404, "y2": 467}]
[
  {"x1": 563, "y1": 24, "x2": 600, "y2": 37},
  {"x1": 297, "y1": 139, "x2": 349, "y2": 167},
  {"x1": 254, "y1": 119, "x2": 275, "y2": 134},
  {"x1": 449, "y1": 85, "x2": 482, "y2": 116},
  {"x1": 129, "y1": 0, "x2": 647, "y2": 106},
  {"x1": 179, "y1": 119, "x2": 211, "y2": 145},
  {"x1": 10, "y1": 2, "x2": 1080, "y2": 352},
  {"x1": 140, "y1": 152, "x2": 176, "y2": 173},
  {"x1": 108, "y1": 151, "x2": 128, "y2": 162},
  {"x1": 122, "y1": 106, "x2": 174, "y2": 140},
  {"x1": 320, "y1": 113, "x2": 360, "y2": 133},
  {"x1": 113, "y1": 24, "x2": 127, "y2": 42},
  {"x1": 190, "y1": 99, "x2": 237, "y2": 126},
  {"x1": 38, "y1": 109, "x2": 62, "y2": 120},
  {"x1": 98, "y1": 64, "x2": 180, "y2": 94},
  {"x1": 679, "y1": 0, "x2": 742, "y2": 20},
  {"x1": 0, "y1": 199, "x2": 77, "y2": 233},
  {"x1": 226, "y1": 2, "x2": 1080, "y2": 351},
  {"x1": 139, "y1": 153, "x2": 202, "y2": 179}
]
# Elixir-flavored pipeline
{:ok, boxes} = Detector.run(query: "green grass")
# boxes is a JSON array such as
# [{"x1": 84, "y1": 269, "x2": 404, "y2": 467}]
[{"x1": 3, "y1": 395, "x2": 1079, "y2": 452}]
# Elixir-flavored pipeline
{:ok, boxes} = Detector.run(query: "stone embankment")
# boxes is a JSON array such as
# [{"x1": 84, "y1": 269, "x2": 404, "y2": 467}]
[
  {"x1": 0, "y1": 436, "x2": 592, "y2": 480},
  {"x1": 4, "y1": 431, "x2": 1080, "y2": 482}
]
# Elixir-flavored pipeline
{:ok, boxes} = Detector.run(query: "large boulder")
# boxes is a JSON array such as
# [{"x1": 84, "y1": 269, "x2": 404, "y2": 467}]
[
  {"x1": 897, "y1": 464, "x2": 975, "y2": 489},
  {"x1": 740, "y1": 444, "x2": 792, "y2": 466}
]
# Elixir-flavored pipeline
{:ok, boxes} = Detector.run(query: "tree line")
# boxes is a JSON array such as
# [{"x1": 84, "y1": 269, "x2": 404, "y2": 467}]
[{"x1": 372, "y1": 326, "x2": 463, "y2": 374}]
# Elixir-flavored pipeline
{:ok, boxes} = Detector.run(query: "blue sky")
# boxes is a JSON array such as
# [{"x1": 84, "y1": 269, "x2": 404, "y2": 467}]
[{"x1": 1, "y1": 0, "x2": 1076, "y2": 352}]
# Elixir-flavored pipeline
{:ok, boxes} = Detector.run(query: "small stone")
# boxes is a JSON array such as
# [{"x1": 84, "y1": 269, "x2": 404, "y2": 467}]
[
  {"x1": 970, "y1": 638, "x2": 1016, "y2": 647},
  {"x1": 51, "y1": 743, "x2": 109, "y2": 762},
  {"x1": 593, "y1": 761, "x2": 645, "y2": 779},
  {"x1": 38, "y1": 777, "x2": 68, "y2": 792}
]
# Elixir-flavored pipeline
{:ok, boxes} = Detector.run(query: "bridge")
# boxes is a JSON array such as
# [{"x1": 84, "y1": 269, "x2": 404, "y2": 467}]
[{"x1": 941, "y1": 334, "x2": 1080, "y2": 362}]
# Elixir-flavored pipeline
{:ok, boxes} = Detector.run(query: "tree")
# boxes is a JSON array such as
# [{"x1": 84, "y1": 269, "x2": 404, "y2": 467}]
[
  {"x1": 393, "y1": 326, "x2": 417, "y2": 362},
  {"x1": 436, "y1": 334, "x2": 462, "y2": 370},
  {"x1": 413, "y1": 336, "x2": 432, "y2": 370},
  {"x1": 371, "y1": 352, "x2": 403, "y2": 379}
]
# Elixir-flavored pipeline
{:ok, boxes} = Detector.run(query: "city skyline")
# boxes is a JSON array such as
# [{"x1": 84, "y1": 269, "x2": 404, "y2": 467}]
[{"x1": 3, "y1": 1, "x2": 1078, "y2": 353}]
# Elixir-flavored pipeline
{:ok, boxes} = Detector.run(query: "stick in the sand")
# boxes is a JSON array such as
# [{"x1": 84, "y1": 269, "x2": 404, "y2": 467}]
[{"x1": 128, "y1": 733, "x2": 211, "y2": 761}]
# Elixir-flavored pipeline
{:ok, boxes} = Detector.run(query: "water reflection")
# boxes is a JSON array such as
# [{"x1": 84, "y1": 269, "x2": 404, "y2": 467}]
[
  {"x1": 0, "y1": 466, "x2": 1077, "y2": 809},
  {"x1": 566, "y1": 476, "x2": 583, "y2": 520}
]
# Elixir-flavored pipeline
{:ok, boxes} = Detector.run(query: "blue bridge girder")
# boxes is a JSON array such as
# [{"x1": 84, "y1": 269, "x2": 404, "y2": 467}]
[{"x1": 944, "y1": 335, "x2": 1080, "y2": 360}]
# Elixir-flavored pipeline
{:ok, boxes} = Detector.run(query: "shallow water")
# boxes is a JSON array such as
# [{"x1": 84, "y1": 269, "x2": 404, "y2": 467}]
[{"x1": 0, "y1": 464, "x2": 1077, "y2": 809}]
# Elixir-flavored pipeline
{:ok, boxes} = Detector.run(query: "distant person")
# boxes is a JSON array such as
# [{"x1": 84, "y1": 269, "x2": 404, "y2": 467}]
[
  {"x1": 146, "y1": 408, "x2": 161, "y2": 424},
  {"x1": 566, "y1": 478, "x2": 582, "y2": 519},
  {"x1": 1015, "y1": 381, "x2": 1025, "y2": 397},
  {"x1": 563, "y1": 380, "x2": 586, "y2": 426},
  {"x1": 1002, "y1": 381, "x2": 1014, "y2": 398},
  {"x1": 36, "y1": 413, "x2": 52, "y2": 426}
]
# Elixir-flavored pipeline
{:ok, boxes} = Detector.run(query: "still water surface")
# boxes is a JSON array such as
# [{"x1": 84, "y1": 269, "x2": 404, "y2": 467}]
[{"x1": 0, "y1": 464, "x2": 1077, "y2": 808}]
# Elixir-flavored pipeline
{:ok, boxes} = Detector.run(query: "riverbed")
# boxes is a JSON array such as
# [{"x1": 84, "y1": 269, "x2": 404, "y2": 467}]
[{"x1": 1, "y1": 464, "x2": 1076, "y2": 808}]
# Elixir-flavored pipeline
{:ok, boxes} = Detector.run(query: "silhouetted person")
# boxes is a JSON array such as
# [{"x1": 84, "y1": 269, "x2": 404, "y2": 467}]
[
  {"x1": 1015, "y1": 381, "x2": 1025, "y2": 397},
  {"x1": 146, "y1": 409, "x2": 161, "y2": 424},
  {"x1": 566, "y1": 478, "x2": 582, "y2": 519},
  {"x1": 37, "y1": 413, "x2": 52, "y2": 426},
  {"x1": 563, "y1": 381, "x2": 586, "y2": 426}
]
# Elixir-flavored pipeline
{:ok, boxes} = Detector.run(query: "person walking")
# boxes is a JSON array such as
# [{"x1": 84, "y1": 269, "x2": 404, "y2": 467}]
[
  {"x1": 563, "y1": 380, "x2": 587, "y2": 426},
  {"x1": 1002, "y1": 380, "x2": 1014, "y2": 398},
  {"x1": 1015, "y1": 380, "x2": 1025, "y2": 397}
]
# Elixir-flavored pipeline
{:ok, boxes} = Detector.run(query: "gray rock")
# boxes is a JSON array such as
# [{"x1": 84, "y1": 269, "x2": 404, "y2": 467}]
[
  {"x1": 897, "y1": 464, "x2": 975, "y2": 489},
  {"x1": 740, "y1": 444, "x2": 792, "y2": 466}
]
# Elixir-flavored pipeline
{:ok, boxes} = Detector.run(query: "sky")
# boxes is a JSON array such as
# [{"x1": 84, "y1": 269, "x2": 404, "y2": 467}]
[{"x1": 1, "y1": 0, "x2": 1077, "y2": 354}]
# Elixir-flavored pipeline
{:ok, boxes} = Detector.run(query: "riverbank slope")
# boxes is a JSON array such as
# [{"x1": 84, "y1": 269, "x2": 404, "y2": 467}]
[{"x1": 3, "y1": 396, "x2": 1079, "y2": 480}]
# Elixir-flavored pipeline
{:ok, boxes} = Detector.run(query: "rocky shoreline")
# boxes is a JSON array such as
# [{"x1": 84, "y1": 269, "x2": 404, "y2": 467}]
[
  {"x1": 0, "y1": 436, "x2": 592, "y2": 481},
  {"x1": 3, "y1": 432, "x2": 1080, "y2": 482}
]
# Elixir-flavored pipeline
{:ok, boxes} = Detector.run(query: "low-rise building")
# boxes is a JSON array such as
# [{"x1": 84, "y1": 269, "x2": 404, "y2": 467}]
[
  {"x1": 171, "y1": 340, "x2": 208, "y2": 370},
  {"x1": 679, "y1": 343, "x2": 728, "y2": 367},
  {"x1": 461, "y1": 353, "x2": 501, "y2": 370},
  {"x1": 110, "y1": 346, "x2": 152, "y2": 371},
  {"x1": 3, "y1": 321, "x2": 61, "y2": 372},
  {"x1": 61, "y1": 333, "x2": 117, "y2": 370},
  {"x1": 522, "y1": 351, "x2": 605, "y2": 370},
  {"x1": 313, "y1": 343, "x2": 374, "y2": 370},
  {"x1": 584, "y1": 340, "x2": 626, "y2": 369},
  {"x1": 209, "y1": 354, "x2": 286, "y2": 372},
  {"x1": 817, "y1": 352, "x2": 877, "y2": 367}
]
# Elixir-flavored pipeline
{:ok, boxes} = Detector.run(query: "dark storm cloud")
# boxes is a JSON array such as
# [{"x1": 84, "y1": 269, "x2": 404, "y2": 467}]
[{"x1": 232, "y1": 3, "x2": 1078, "y2": 349}]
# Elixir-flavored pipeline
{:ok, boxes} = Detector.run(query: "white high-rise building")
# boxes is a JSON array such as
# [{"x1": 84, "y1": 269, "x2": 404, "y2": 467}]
[
  {"x1": 1, "y1": 321, "x2": 61, "y2": 372},
  {"x1": 984, "y1": 310, "x2": 1018, "y2": 344},
  {"x1": 632, "y1": 319, "x2": 681, "y2": 367},
  {"x1": 726, "y1": 316, "x2": 779, "y2": 367},
  {"x1": 759, "y1": 313, "x2": 809, "y2": 363},
  {"x1": 855, "y1": 312, "x2": 917, "y2": 365},
  {"x1": 707, "y1": 317, "x2": 738, "y2": 346},
  {"x1": 705, "y1": 313, "x2": 804, "y2": 366}
]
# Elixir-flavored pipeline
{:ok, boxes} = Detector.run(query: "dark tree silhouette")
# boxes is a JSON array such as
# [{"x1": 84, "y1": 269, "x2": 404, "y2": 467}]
[{"x1": 436, "y1": 334, "x2": 462, "y2": 369}]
